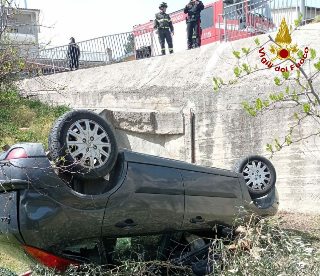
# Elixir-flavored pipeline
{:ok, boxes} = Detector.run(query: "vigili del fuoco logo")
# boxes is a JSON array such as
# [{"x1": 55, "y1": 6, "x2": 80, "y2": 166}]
[{"x1": 259, "y1": 17, "x2": 308, "y2": 72}]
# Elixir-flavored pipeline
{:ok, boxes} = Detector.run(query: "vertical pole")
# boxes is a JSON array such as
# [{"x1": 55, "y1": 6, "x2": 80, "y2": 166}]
[
  {"x1": 150, "y1": 29, "x2": 154, "y2": 57},
  {"x1": 190, "y1": 109, "x2": 195, "y2": 164},
  {"x1": 224, "y1": 13, "x2": 227, "y2": 42},
  {"x1": 133, "y1": 28, "x2": 137, "y2": 60},
  {"x1": 52, "y1": 58, "x2": 55, "y2": 74},
  {"x1": 0, "y1": 0, "x2": 3, "y2": 35},
  {"x1": 24, "y1": 0, "x2": 28, "y2": 9},
  {"x1": 219, "y1": 15, "x2": 221, "y2": 43},
  {"x1": 300, "y1": 0, "x2": 305, "y2": 24}
]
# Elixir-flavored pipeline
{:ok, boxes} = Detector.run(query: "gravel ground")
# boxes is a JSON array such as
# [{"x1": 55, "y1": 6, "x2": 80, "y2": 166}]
[{"x1": 279, "y1": 212, "x2": 320, "y2": 236}]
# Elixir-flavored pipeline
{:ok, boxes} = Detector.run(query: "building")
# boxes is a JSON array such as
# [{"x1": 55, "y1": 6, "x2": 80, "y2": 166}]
[
  {"x1": 271, "y1": 4, "x2": 320, "y2": 27},
  {"x1": 0, "y1": 6, "x2": 40, "y2": 50},
  {"x1": 6, "y1": 8, "x2": 40, "y2": 46}
]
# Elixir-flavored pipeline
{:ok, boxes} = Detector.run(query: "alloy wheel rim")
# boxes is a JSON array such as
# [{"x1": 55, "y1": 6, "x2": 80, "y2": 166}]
[
  {"x1": 66, "y1": 119, "x2": 111, "y2": 169},
  {"x1": 242, "y1": 160, "x2": 271, "y2": 191}
]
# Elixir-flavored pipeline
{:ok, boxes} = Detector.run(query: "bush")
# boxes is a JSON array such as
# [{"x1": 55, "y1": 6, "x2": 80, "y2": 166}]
[{"x1": 207, "y1": 216, "x2": 320, "y2": 275}]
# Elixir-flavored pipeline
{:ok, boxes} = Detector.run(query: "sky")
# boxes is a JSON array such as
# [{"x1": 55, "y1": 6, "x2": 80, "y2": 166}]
[
  {"x1": 15, "y1": 0, "x2": 320, "y2": 48},
  {"x1": 15, "y1": 0, "x2": 195, "y2": 47}
]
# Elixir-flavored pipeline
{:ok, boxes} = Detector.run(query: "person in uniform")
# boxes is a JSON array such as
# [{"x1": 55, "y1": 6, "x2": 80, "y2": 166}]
[
  {"x1": 154, "y1": 2, "x2": 174, "y2": 55},
  {"x1": 67, "y1": 37, "x2": 80, "y2": 70},
  {"x1": 184, "y1": 0, "x2": 204, "y2": 49}
]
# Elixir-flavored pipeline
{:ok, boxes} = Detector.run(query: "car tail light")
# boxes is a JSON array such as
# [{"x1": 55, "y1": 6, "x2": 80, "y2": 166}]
[
  {"x1": 23, "y1": 246, "x2": 79, "y2": 271},
  {"x1": 6, "y1": 148, "x2": 28, "y2": 160}
]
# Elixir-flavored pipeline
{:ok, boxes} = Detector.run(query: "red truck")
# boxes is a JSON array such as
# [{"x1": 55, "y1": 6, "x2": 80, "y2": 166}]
[{"x1": 133, "y1": 0, "x2": 274, "y2": 58}]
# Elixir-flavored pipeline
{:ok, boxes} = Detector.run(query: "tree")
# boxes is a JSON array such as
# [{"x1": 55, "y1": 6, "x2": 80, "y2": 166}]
[
  {"x1": 213, "y1": 15, "x2": 320, "y2": 157},
  {"x1": 124, "y1": 33, "x2": 134, "y2": 55}
]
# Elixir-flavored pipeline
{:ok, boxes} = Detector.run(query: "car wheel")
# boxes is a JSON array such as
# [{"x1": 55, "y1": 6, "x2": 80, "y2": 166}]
[
  {"x1": 48, "y1": 109, "x2": 118, "y2": 180},
  {"x1": 232, "y1": 155, "x2": 276, "y2": 196},
  {"x1": 0, "y1": 267, "x2": 18, "y2": 276}
]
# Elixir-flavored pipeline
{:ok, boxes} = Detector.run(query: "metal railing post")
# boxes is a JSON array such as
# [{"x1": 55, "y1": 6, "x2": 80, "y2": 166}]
[
  {"x1": 150, "y1": 30, "x2": 154, "y2": 57},
  {"x1": 224, "y1": 14, "x2": 227, "y2": 42},
  {"x1": 0, "y1": 0, "x2": 4, "y2": 34},
  {"x1": 52, "y1": 58, "x2": 55, "y2": 74},
  {"x1": 190, "y1": 109, "x2": 195, "y2": 164},
  {"x1": 300, "y1": 0, "x2": 306, "y2": 24},
  {"x1": 219, "y1": 15, "x2": 221, "y2": 43}
]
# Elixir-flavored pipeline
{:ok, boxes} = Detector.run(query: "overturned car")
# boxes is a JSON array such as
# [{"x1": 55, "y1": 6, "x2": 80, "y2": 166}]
[{"x1": 0, "y1": 110, "x2": 279, "y2": 273}]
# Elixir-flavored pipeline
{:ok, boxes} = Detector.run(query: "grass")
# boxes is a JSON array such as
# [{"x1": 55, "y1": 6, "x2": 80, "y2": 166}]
[
  {"x1": 0, "y1": 253, "x2": 29, "y2": 275},
  {"x1": 211, "y1": 215, "x2": 320, "y2": 275},
  {"x1": 0, "y1": 88, "x2": 70, "y2": 150}
]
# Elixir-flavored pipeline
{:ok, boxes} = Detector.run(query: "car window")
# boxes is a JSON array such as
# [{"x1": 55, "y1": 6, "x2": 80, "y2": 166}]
[
  {"x1": 201, "y1": 6, "x2": 214, "y2": 30},
  {"x1": 112, "y1": 235, "x2": 162, "y2": 262},
  {"x1": 59, "y1": 238, "x2": 102, "y2": 263}
]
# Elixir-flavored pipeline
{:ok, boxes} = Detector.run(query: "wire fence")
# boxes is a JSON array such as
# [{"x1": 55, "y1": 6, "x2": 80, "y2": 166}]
[{"x1": 220, "y1": 0, "x2": 320, "y2": 42}]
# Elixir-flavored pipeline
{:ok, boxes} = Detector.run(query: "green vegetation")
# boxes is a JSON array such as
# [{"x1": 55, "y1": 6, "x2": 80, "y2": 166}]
[
  {"x1": 210, "y1": 216, "x2": 320, "y2": 275},
  {"x1": 0, "y1": 254, "x2": 28, "y2": 275},
  {"x1": 0, "y1": 88, "x2": 70, "y2": 149}
]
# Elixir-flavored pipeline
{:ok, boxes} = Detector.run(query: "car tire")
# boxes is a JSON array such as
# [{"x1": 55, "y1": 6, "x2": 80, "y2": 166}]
[
  {"x1": 232, "y1": 155, "x2": 276, "y2": 196},
  {"x1": 0, "y1": 267, "x2": 18, "y2": 276},
  {"x1": 48, "y1": 109, "x2": 118, "y2": 180}
]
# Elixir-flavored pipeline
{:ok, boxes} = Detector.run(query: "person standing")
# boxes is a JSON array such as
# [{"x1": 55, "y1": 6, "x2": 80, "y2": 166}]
[
  {"x1": 154, "y1": 2, "x2": 174, "y2": 55},
  {"x1": 184, "y1": 0, "x2": 204, "y2": 49},
  {"x1": 67, "y1": 37, "x2": 80, "y2": 70}
]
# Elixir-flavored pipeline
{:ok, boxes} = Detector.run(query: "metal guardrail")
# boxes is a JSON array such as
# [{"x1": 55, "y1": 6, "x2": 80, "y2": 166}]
[
  {"x1": 25, "y1": 30, "x2": 162, "y2": 76},
  {"x1": 220, "y1": 0, "x2": 320, "y2": 42}
]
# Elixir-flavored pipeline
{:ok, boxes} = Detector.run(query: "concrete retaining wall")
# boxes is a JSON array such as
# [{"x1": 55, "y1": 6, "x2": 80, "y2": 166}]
[{"x1": 19, "y1": 23, "x2": 320, "y2": 214}]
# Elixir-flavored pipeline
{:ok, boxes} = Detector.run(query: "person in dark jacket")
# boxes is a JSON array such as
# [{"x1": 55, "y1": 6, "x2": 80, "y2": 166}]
[
  {"x1": 67, "y1": 37, "x2": 80, "y2": 70},
  {"x1": 184, "y1": 0, "x2": 204, "y2": 49},
  {"x1": 154, "y1": 2, "x2": 174, "y2": 55}
]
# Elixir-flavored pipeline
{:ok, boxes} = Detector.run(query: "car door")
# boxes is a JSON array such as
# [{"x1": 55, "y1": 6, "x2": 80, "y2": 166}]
[
  {"x1": 181, "y1": 170, "x2": 243, "y2": 230},
  {"x1": 102, "y1": 162, "x2": 184, "y2": 237}
]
